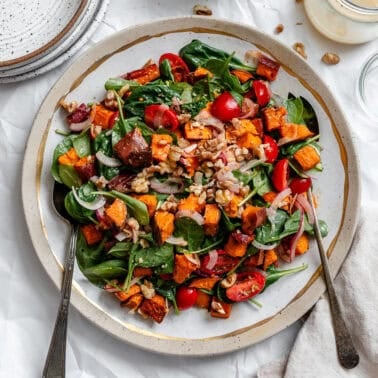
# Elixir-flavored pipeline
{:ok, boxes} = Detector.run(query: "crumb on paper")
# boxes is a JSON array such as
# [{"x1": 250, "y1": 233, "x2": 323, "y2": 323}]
[
  {"x1": 321, "y1": 52, "x2": 340, "y2": 65},
  {"x1": 274, "y1": 24, "x2": 284, "y2": 34},
  {"x1": 293, "y1": 42, "x2": 307, "y2": 59},
  {"x1": 296, "y1": 22, "x2": 303, "y2": 25},
  {"x1": 193, "y1": 4, "x2": 213, "y2": 16}
]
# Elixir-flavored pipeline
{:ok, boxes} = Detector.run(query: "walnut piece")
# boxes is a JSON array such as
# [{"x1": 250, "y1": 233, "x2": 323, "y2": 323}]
[
  {"x1": 321, "y1": 52, "x2": 340, "y2": 65},
  {"x1": 274, "y1": 24, "x2": 284, "y2": 34},
  {"x1": 293, "y1": 42, "x2": 307, "y2": 59},
  {"x1": 193, "y1": 4, "x2": 213, "y2": 16}
]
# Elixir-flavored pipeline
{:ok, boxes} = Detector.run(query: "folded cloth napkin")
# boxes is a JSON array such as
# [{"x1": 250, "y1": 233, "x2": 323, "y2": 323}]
[{"x1": 258, "y1": 204, "x2": 378, "y2": 378}]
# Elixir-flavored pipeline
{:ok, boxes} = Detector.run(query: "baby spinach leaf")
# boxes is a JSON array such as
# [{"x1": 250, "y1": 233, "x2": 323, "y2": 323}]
[
  {"x1": 76, "y1": 230, "x2": 106, "y2": 271},
  {"x1": 252, "y1": 166, "x2": 272, "y2": 195},
  {"x1": 265, "y1": 264, "x2": 308, "y2": 288},
  {"x1": 179, "y1": 39, "x2": 255, "y2": 72},
  {"x1": 107, "y1": 241, "x2": 134, "y2": 258},
  {"x1": 72, "y1": 132, "x2": 91, "y2": 158},
  {"x1": 51, "y1": 135, "x2": 75, "y2": 183},
  {"x1": 58, "y1": 164, "x2": 82, "y2": 188},
  {"x1": 83, "y1": 260, "x2": 128, "y2": 286},
  {"x1": 280, "y1": 135, "x2": 320, "y2": 156},
  {"x1": 285, "y1": 96, "x2": 304, "y2": 124},
  {"x1": 154, "y1": 278, "x2": 179, "y2": 313},
  {"x1": 64, "y1": 190, "x2": 94, "y2": 223},
  {"x1": 174, "y1": 217, "x2": 205, "y2": 251},
  {"x1": 301, "y1": 96, "x2": 319, "y2": 134},
  {"x1": 220, "y1": 208, "x2": 240, "y2": 232},
  {"x1": 159, "y1": 59, "x2": 175, "y2": 81},
  {"x1": 255, "y1": 209, "x2": 289, "y2": 244},
  {"x1": 104, "y1": 78, "x2": 139, "y2": 91}
]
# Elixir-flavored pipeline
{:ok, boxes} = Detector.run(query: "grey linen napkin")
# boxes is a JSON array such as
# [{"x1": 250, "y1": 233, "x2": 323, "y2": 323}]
[{"x1": 258, "y1": 204, "x2": 378, "y2": 378}]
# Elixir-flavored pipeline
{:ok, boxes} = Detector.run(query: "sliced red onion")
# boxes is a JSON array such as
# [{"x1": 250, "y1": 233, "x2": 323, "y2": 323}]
[
  {"x1": 96, "y1": 151, "x2": 122, "y2": 167},
  {"x1": 239, "y1": 159, "x2": 264, "y2": 172},
  {"x1": 277, "y1": 137, "x2": 294, "y2": 146},
  {"x1": 184, "y1": 253, "x2": 200, "y2": 266},
  {"x1": 205, "y1": 250, "x2": 218, "y2": 271},
  {"x1": 150, "y1": 177, "x2": 184, "y2": 194},
  {"x1": 252, "y1": 240, "x2": 278, "y2": 251},
  {"x1": 295, "y1": 193, "x2": 315, "y2": 225},
  {"x1": 72, "y1": 187, "x2": 106, "y2": 211},
  {"x1": 114, "y1": 231, "x2": 128, "y2": 242},
  {"x1": 69, "y1": 118, "x2": 91, "y2": 132},
  {"x1": 175, "y1": 210, "x2": 204, "y2": 226},
  {"x1": 153, "y1": 104, "x2": 169, "y2": 128},
  {"x1": 289, "y1": 209, "x2": 305, "y2": 262},
  {"x1": 194, "y1": 109, "x2": 225, "y2": 132},
  {"x1": 240, "y1": 98, "x2": 259, "y2": 119},
  {"x1": 129, "y1": 276, "x2": 143, "y2": 287},
  {"x1": 166, "y1": 236, "x2": 188, "y2": 247},
  {"x1": 266, "y1": 188, "x2": 292, "y2": 220}
]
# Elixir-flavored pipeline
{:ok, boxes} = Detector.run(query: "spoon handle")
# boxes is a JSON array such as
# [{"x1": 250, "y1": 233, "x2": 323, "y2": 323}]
[
  {"x1": 308, "y1": 188, "x2": 359, "y2": 369},
  {"x1": 43, "y1": 224, "x2": 79, "y2": 378}
]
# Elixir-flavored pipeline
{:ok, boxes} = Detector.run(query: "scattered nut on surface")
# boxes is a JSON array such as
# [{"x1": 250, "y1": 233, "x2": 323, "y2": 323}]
[
  {"x1": 274, "y1": 24, "x2": 284, "y2": 34},
  {"x1": 293, "y1": 42, "x2": 307, "y2": 59},
  {"x1": 321, "y1": 52, "x2": 340, "y2": 65},
  {"x1": 193, "y1": 4, "x2": 213, "y2": 16}
]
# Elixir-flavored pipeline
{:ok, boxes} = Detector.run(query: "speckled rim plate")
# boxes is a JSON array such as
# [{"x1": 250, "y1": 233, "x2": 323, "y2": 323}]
[
  {"x1": 22, "y1": 17, "x2": 360, "y2": 356},
  {"x1": 0, "y1": 0, "x2": 109, "y2": 83}
]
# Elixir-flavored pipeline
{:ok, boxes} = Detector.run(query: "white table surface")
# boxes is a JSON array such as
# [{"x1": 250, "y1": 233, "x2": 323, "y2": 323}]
[{"x1": 0, "y1": 1, "x2": 377, "y2": 377}]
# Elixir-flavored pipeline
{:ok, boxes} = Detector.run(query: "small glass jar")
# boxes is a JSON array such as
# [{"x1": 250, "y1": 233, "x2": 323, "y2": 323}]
[{"x1": 304, "y1": 0, "x2": 378, "y2": 44}]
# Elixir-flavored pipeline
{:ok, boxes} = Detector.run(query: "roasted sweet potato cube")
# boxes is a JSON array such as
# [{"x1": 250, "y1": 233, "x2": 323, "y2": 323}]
[
  {"x1": 203, "y1": 204, "x2": 221, "y2": 236},
  {"x1": 244, "y1": 250, "x2": 265, "y2": 267},
  {"x1": 295, "y1": 234, "x2": 310, "y2": 255},
  {"x1": 138, "y1": 294, "x2": 168, "y2": 323},
  {"x1": 226, "y1": 119, "x2": 261, "y2": 140},
  {"x1": 262, "y1": 106, "x2": 287, "y2": 132},
  {"x1": 194, "y1": 67, "x2": 213, "y2": 79},
  {"x1": 237, "y1": 133, "x2": 262, "y2": 150},
  {"x1": 293, "y1": 145, "x2": 321, "y2": 171},
  {"x1": 251, "y1": 118, "x2": 264, "y2": 136},
  {"x1": 189, "y1": 277, "x2": 220, "y2": 290},
  {"x1": 280, "y1": 123, "x2": 314, "y2": 143},
  {"x1": 184, "y1": 122, "x2": 213, "y2": 140},
  {"x1": 210, "y1": 297, "x2": 232, "y2": 319},
  {"x1": 195, "y1": 291, "x2": 211, "y2": 309},
  {"x1": 263, "y1": 249, "x2": 278, "y2": 270},
  {"x1": 133, "y1": 194, "x2": 157, "y2": 217},
  {"x1": 180, "y1": 155, "x2": 199, "y2": 177},
  {"x1": 122, "y1": 293, "x2": 144, "y2": 312},
  {"x1": 105, "y1": 198, "x2": 127, "y2": 228},
  {"x1": 114, "y1": 284, "x2": 141, "y2": 302},
  {"x1": 224, "y1": 232, "x2": 252, "y2": 258},
  {"x1": 133, "y1": 267, "x2": 153, "y2": 277},
  {"x1": 256, "y1": 55, "x2": 280, "y2": 81},
  {"x1": 80, "y1": 224, "x2": 103, "y2": 245},
  {"x1": 90, "y1": 104, "x2": 117, "y2": 129},
  {"x1": 173, "y1": 254, "x2": 199, "y2": 284},
  {"x1": 177, "y1": 193, "x2": 205, "y2": 214},
  {"x1": 224, "y1": 195, "x2": 243, "y2": 218},
  {"x1": 154, "y1": 211, "x2": 174, "y2": 244},
  {"x1": 151, "y1": 134, "x2": 173, "y2": 162},
  {"x1": 73, "y1": 155, "x2": 96, "y2": 182},
  {"x1": 125, "y1": 63, "x2": 160, "y2": 85},
  {"x1": 58, "y1": 147, "x2": 80, "y2": 166},
  {"x1": 262, "y1": 191, "x2": 291, "y2": 211},
  {"x1": 231, "y1": 69, "x2": 254, "y2": 83},
  {"x1": 241, "y1": 205, "x2": 267, "y2": 235}
]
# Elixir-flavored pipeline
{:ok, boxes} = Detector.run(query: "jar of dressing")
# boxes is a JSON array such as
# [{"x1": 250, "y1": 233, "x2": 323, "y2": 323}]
[{"x1": 304, "y1": 0, "x2": 378, "y2": 44}]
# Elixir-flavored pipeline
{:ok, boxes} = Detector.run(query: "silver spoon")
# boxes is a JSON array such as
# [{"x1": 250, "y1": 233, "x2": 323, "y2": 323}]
[
  {"x1": 308, "y1": 187, "x2": 359, "y2": 369},
  {"x1": 43, "y1": 182, "x2": 79, "y2": 378}
]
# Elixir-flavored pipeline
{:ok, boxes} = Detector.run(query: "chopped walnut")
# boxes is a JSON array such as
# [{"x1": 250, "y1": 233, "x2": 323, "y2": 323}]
[
  {"x1": 193, "y1": 4, "x2": 213, "y2": 16},
  {"x1": 104, "y1": 90, "x2": 118, "y2": 110},
  {"x1": 321, "y1": 52, "x2": 340, "y2": 65},
  {"x1": 293, "y1": 42, "x2": 307, "y2": 59},
  {"x1": 131, "y1": 176, "x2": 150, "y2": 193},
  {"x1": 160, "y1": 195, "x2": 179, "y2": 213},
  {"x1": 274, "y1": 24, "x2": 284, "y2": 34},
  {"x1": 59, "y1": 100, "x2": 78, "y2": 113},
  {"x1": 211, "y1": 299, "x2": 226, "y2": 315},
  {"x1": 141, "y1": 280, "x2": 155, "y2": 299}
]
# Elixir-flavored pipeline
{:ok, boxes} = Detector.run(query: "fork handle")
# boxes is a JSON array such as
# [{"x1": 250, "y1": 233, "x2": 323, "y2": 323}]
[{"x1": 43, "y1": 224, "x2": 79, "y2": 378}]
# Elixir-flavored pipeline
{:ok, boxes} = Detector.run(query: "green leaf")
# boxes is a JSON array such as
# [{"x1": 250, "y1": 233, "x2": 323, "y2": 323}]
[
  {"x1": 159, "y1": 59, "x2": 175, "y2": 81},
  {"x1": 58, "y1": 164, "x2": 82, "y2": 188},
  {"x1": 83, "y1": 260, "x2": 128, "y2": 285},
  {"x1": 104, "y1": 78, "x2": 139, "y2": 91},
  {"x1": 280, "y1": 135, "x2": 320, "y2": 157},
  {"x1": 64, "y1": 191, "x2": 94, "y2": 223},
  {"x1": 107, "y1": 241, "x2": 133, "y2": 258},
  {"x1": 51, "y1": 135, "x2": 75, "y2": 183},
  {"x1": 285, "y1": 96, "x2": 304, "y2": 124},
  {"x1": 174, "y1": 217, "x2": 205, "y2": 251},
  {"x1": 265, "y1": 264, "x2": 308, "y2": 288},
  {"x1": 72, "y1": 132, "x2": 91, "y2": 158},
  {"x1": 76, "y1": 230, "x2": 106, "y2": 271},
  {"x1": 220, "y1": 207, "x2": 240, "y2": 232},
  {"x1": 133, "y1": 244, "x2": 174, "y2": 273},
  {"x1": 252, "y1": 166, "x2": 272, "y2": 195}
]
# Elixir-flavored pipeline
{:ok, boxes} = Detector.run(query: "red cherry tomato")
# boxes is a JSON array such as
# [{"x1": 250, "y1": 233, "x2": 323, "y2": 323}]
[
  {"x1": 263, "y1": 135, "x2": 279, "y2": 163},
  {"x1": 210, "y1": 92, "x2": 242, "y2": 122},
  {"x1": 159, "y1": 53, "x2": 190, "y2": 82},
  {"x1": 289, "y1": 177, "x2": 312, "y2": 194},
  {"x1": 252, "y1": 80, "x2": 271, "y2": 107},
  {"x1": 272, "y1": 158, "x2": 290, "y2": 192},
  {"x1": 225, "y1": 271, "x2": 266, "y2": 302},
  {"x1": 200, "y1": 250, "x2": 239, "y2": 276},
  {"x1": 176, "y1": 287, "x2": 198, "y2": 310},
  {"x1": 144, "y1": 104, "x2": 179, "y2": 130}
]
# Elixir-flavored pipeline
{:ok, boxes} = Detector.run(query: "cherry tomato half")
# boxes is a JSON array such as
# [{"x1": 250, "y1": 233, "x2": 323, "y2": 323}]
[
  {"x1": 263, "y1": 135, "x2": 279, "y2": 163},
  {"x1": 252, "y1": 80, "x2": 271, "y2": 107},
  {"x1": 225, "y1": 271, "x2": 266, "y2": 302},
  {"x1": 144, "y1": 104, "x2": 179, "y2": 130},
  {"x1": 176, "y1": 286, "x2": 198, "y2": 310},
  {"x1": 289, "y1": 177, "x2": 312, "y2": 194},
  {"x1": 272, "y1": 158, "x2": 290, "y2": 192},
  {"x1": 200, "y1": 250, "x2": 239, "y2": 276},
  {"x1": 210, "y1": 92, "x2": 242, "y2": 122},
  {"x1": 159, "y1": 53, "x2": 190, "y2": 82}
]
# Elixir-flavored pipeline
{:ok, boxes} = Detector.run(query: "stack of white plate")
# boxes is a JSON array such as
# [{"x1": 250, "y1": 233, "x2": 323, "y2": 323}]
[{"x1": 0, "y1": 0, "x2": 109, "y2": 83}]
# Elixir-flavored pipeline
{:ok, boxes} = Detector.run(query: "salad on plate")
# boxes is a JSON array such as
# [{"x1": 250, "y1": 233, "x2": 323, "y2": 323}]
[{"x1": 52, "y1": 40, "x2": 327, "y2": 323}]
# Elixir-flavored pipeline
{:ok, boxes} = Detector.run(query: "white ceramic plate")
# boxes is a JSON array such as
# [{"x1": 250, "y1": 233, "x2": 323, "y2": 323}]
[
  {"x1": 0, "y1": 0, "x2": 109, "y2": 83},
  {"x1": 22, "y1": 17, "x2": 360, "y2": 356}
]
